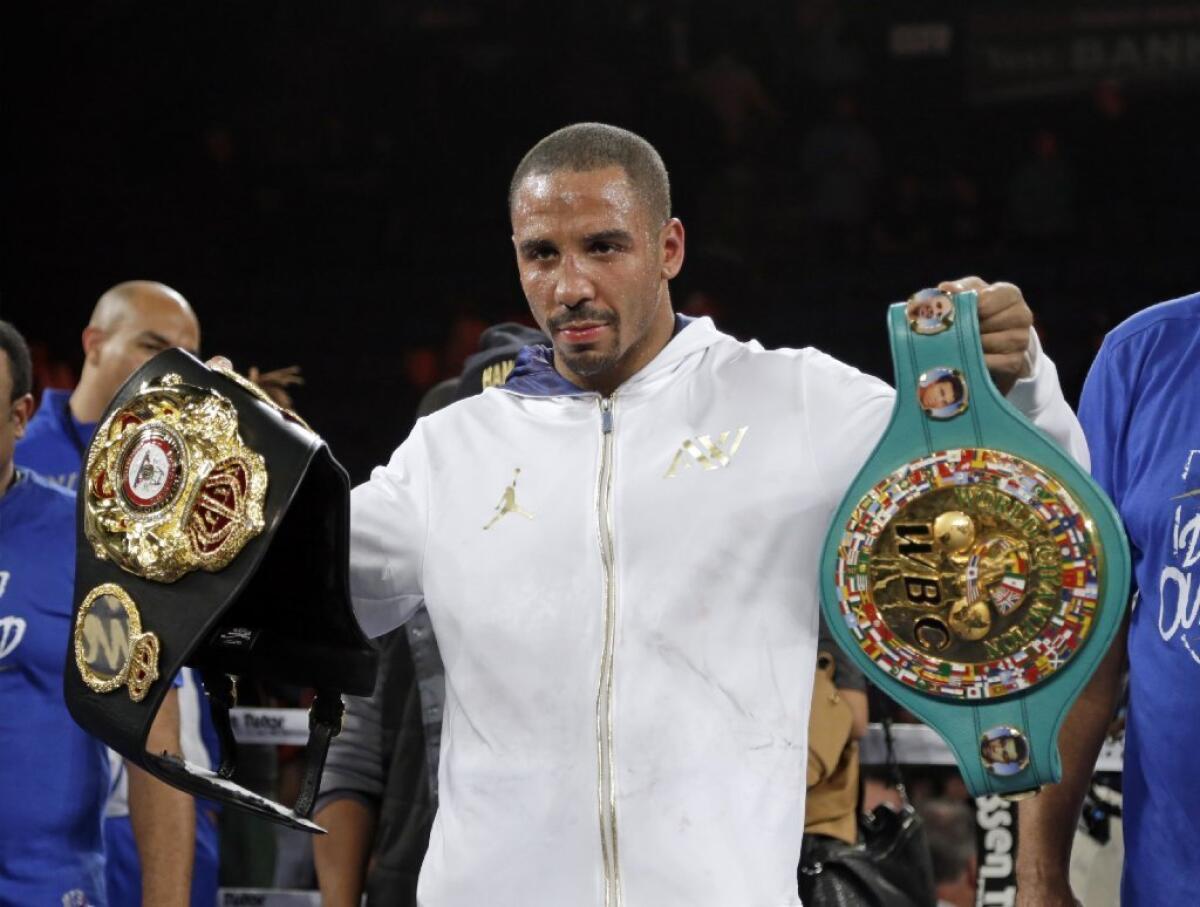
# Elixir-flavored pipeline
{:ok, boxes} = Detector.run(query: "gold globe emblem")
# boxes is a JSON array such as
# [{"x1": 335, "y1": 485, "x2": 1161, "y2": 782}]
[
  {"x1": 933, "y1": 511, "x2": 976, "y2": 553},
  {"x1": 947, "y1": 598, "x2": 993, "y2": 641}
]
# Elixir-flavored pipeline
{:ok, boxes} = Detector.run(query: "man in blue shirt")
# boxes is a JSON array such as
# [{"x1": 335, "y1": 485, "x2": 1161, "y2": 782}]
[
  {"x1": 19, "y1": 280, "x2": 201, "y2": 489},
  {"x1": 16, "y1": 283, "x2": 204, "y2": 907},
  {"x1": 1017, "y1": 292, "x2": 1200, "y2": 905},
  {"x1": 0, "y1": 319, "x2": 108, "y2": 905}
]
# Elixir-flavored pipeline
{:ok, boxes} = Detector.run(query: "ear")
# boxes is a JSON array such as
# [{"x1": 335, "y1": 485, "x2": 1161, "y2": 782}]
[
  {"x1": 81, "y1": 325, "x2": 105, "y2": 364},
  {"x1": 659, "y1": 218, "x2": 685, "y2": 281},
  {"x1": 11, "y1": 393, "x2": 34, "y2": 441}
]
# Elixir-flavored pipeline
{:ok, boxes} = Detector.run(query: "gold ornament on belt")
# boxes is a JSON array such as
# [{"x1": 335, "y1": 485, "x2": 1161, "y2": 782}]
[
  {"x1": 83, "y1": 373, "x2": 269, "y2": 583},
  {"x1": 74, "y1": 583, "x2": 161, "y2": 702},
  {"x1": 835, "y1": 448, "x2": 1100, "y2": 699}
]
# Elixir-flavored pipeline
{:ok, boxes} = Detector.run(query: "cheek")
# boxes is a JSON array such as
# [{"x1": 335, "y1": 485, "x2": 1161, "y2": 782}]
[
  {"x1": 518, "y1": 273, "x2": 552, "y2": 321},
  {"x1": 611, "y1": 264, "x2": 658, "y2": 318},
  {"x1": 519, "y1": 266, "x2": 550, "y2": 297}
]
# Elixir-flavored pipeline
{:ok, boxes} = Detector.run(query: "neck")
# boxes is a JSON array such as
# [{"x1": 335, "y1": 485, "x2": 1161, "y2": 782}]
[
  {"x1": 69, "y1": 381, "x2": 110, "y2": 424},
  {"x1": 0, "y1": 461, "x2": 16, "y2": 500}
]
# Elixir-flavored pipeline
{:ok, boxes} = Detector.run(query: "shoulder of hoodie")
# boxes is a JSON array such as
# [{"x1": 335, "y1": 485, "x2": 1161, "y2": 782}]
[
  {"x1": 406, "y1": 383, "x2": 548, "y2": 443},
  {"x1": 410, "y1": 328, "x2": 893, "y2": 435},
  {"x1": 703, "y1": 331, "x2": 893, "y2": 403}
]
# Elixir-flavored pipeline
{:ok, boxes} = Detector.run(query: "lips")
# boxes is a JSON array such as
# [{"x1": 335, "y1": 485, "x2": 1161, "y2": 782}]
[{"x1": 557, "y1": 322, "x2": 611, "y2": 344}]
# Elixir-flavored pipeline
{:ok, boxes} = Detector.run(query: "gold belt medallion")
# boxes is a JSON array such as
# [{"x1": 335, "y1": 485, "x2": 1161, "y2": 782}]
[
  {"x1": 835, "y1": 448, "x2": 1101, "y2": 699},
  {"x1": 84, "y1": 373, "x2": 268, "y2": 583},
  {"x1": 74, "y1": 583, "x2": 161, "y2": 702}
]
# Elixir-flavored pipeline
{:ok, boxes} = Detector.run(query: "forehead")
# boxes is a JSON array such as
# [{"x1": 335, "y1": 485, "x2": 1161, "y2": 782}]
[
  {"x1": 511, "y1": 166, "x2": 644, "y2": 236},
  {"x1": 115, "y1": 296, "x2": 199, "y2": 341}
]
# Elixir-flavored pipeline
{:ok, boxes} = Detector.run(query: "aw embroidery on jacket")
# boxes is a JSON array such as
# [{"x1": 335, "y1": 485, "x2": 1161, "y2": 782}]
[
  {"x1": 483, "y1": 468, "x2": 534, "y2": 529},
  {"x1": 663, "y1": 427, "x2": 749, "y2": 478}
]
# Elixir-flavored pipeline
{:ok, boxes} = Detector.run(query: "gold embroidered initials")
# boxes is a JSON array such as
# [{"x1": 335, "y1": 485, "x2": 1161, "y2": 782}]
[{"x1": 663, "y1": 427, "x2": 748, "y2": 478}]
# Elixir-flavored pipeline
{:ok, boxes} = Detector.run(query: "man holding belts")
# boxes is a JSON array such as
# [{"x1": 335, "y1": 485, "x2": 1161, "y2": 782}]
[{"x1": 348, "y1": 123, "x2": 1087, "y2": 906}]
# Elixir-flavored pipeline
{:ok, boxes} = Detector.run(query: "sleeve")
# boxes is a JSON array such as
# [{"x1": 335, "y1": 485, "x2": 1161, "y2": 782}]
[
  {"x1": 1077, "y1": 336, "x2": 1140, "y2": 604},
  {"x1": 800, "y1": 350, "x2": 896, "y2": 510},
  {"x1": 801, "y1": 329, "x2": 1090, "y2": 510},
  {"x1": 317, "y1": 640, "x2": 390, "y2": 806},
  {"x1": 1004, "y1": 329, "x2": 1091, "y2": 469},
  {"x1": 350, "y1": 422, "x2": 431, "y2": 638},
  {"x1": 1076, "y1": 338, "x2": 1129, "y2": 510}
]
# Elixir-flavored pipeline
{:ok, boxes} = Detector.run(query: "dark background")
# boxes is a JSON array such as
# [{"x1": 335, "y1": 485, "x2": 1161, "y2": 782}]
[{"x1": 6, "y1": 0, "x2": 1199, "y2": 482}]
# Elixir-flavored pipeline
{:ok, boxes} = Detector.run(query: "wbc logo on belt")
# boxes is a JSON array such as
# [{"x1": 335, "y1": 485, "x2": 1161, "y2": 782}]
[
  {"x1": 84, "y1": 374, "x2": 269, "y2": 583},
  {"x1": 834, "y1": 447, "x2": 1100, "y2": 700}
]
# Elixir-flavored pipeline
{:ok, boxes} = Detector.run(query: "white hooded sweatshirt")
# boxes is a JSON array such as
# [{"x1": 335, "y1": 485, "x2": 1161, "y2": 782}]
[{"x1": 350, "y1": 316, "x2": 1086, "y2": 907}]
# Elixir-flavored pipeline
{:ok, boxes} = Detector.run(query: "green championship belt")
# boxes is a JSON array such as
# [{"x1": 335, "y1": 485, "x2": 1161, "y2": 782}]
[{"x1": 819, "y1": 291, "x2": 1130, "y2": 798}]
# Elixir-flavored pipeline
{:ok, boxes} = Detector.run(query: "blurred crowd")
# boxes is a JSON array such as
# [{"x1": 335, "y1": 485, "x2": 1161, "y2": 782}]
[{"x1": 12, "y1": 2, "x2": 1200, "y2": 484}]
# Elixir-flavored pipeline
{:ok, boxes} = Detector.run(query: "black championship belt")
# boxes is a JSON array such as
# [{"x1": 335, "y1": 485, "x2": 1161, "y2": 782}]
[{"x1": 65, "y1": 349, "x2": 377, "y2": 831}]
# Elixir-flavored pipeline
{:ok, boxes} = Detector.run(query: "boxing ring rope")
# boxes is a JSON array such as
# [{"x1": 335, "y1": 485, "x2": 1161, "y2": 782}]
[{"x1": 227, "y1": 707, "x2": 1125, "y2": 769}]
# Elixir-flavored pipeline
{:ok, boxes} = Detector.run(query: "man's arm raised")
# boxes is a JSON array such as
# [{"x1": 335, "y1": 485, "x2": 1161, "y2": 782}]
[{"x1": 939, "y1": 276, "x2": 1089, "y2": 465}]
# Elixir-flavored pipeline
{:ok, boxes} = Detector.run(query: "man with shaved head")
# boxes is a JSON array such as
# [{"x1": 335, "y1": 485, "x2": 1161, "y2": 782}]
[
  {"x1": 19, "y1": 280, "x2": 200, "y2": 488},
  {"x1": 17, "y1": 280, "x2": 205, "y2": 907}
]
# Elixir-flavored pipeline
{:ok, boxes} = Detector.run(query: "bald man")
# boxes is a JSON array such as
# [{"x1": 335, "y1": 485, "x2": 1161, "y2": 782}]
[
  {"x1": 17, "y1": 281, "x2": 204, "y2": 907},
  {"x1": 19, "y1": 280, "x2": 200, "y2": 488}
]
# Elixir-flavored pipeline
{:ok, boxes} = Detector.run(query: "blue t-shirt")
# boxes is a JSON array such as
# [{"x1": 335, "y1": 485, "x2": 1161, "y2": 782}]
[
  {"x1": 0, "y1": 471, "x2": 109, "y2": 907},
  {"x1": 16, "y1": 388, "x2": 96, "y2": 490},
  {"x1": 17, "y1": 387, "x2": 218, "y2": 897},
  {"x1": 1077, "y1": 292, "x2": 1200, "y2": 906}
]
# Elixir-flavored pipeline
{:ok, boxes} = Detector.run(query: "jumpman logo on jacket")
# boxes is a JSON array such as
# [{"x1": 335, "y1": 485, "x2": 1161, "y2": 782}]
[{"x1": 484, "y1": 468, "x2": 534, "y2": 530}]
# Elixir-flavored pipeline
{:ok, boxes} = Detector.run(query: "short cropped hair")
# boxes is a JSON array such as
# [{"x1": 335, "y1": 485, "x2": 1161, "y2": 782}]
[
  {"x1": 0, "y1": 320, "x2": 32, "y2": 401},
  {"x1": 509, "y1": 123, "x2": 672, "y2": 226}
]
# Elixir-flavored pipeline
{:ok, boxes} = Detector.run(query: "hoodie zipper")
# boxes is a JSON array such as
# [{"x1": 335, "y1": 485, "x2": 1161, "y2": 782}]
[{"x1": 596, "y1": 395, "x2": 621, "y2": 906}]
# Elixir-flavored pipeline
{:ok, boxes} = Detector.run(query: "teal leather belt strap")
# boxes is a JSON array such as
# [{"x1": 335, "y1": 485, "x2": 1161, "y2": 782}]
[{"x1": 819, "y1": 291, "x2": 1130, "y2": 798}]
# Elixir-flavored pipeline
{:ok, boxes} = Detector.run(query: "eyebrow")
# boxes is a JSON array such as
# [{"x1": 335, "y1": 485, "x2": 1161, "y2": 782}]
[
  {"x1": 582, "y1": 229, "x2": 633, "y2": 246},
  {"x1": 140, "y1": 330, "x2": 199, "y2": 356},
  {"x1": 517, "y1": 228, "x2": 636, "y2": 257},
  {"x1": 518, "y1": 238, "x2": 554, "y2": 256}
]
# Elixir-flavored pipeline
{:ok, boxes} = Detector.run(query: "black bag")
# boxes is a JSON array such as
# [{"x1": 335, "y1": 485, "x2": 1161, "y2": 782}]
[{"x1": 798, "y1": 717, "x2": 936, "y2": 907}]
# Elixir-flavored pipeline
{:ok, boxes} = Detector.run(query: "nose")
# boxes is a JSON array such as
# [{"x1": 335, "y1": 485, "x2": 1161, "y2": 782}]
[{"x1": 553, "y1": 254, "x2": 595, "y2": 309}]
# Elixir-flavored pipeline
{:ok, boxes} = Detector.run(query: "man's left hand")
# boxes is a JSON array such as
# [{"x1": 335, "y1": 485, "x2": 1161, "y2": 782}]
[{"x1": 938, "y1": 276, "x2": 1033, "y2": 396}]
